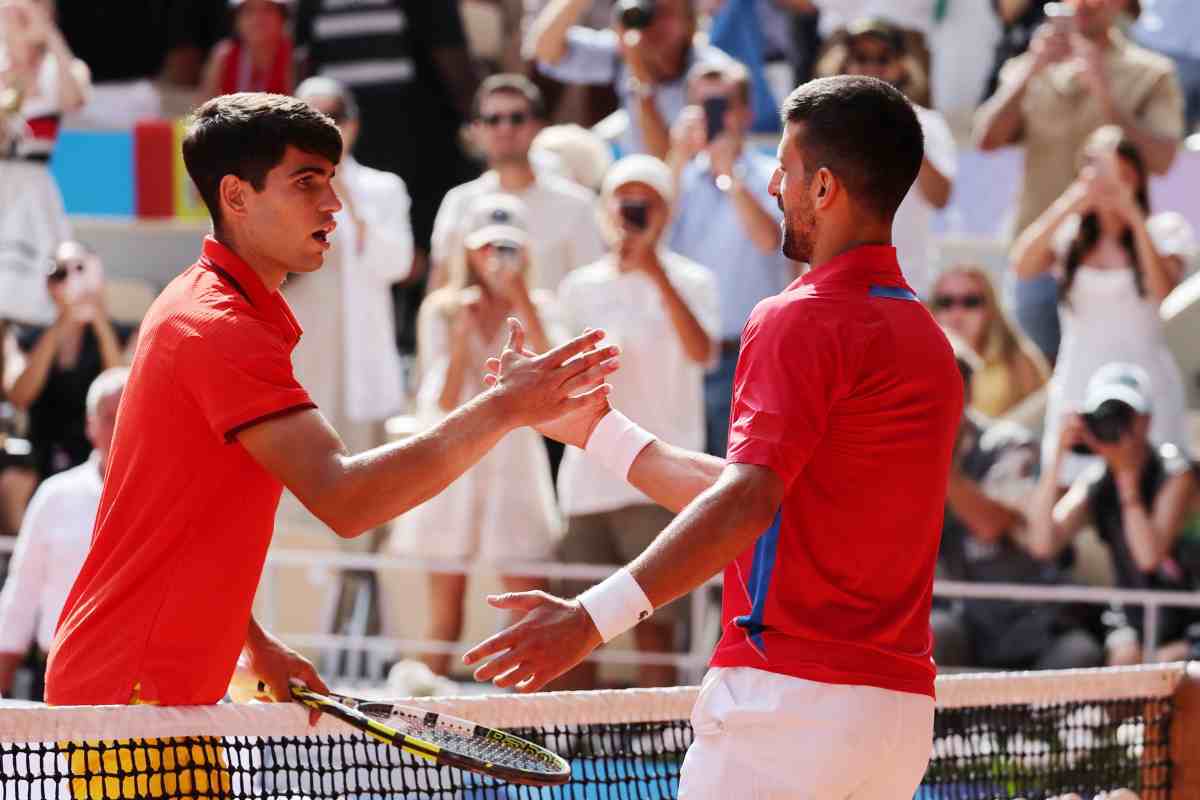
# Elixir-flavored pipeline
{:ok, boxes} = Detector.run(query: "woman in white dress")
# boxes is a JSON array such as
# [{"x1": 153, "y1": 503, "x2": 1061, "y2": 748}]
[
  {"x1": 1012, "y1": 125, "x2": 1196, "y2": 487},
  {"x1": 0, "y1": 1, "x2": 89, "y2": 325},
  {"x1": 395, "y1": 194, "x2": 565, "y2": 676}
]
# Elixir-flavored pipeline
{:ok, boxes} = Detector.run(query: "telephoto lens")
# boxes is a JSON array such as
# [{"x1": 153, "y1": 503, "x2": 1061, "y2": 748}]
[{"x1": 617, "y1": 0, "x2": 656, "y2": 30}]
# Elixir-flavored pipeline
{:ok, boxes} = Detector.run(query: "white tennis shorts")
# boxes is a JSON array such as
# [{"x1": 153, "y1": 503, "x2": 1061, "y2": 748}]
[{"x1": 679, "y1": 667, "x2": 934, "y2": 800}]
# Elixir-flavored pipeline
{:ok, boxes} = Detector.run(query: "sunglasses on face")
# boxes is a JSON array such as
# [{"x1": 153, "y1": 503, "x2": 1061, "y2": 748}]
[
  {"x1": 480, "y1": 111, "x2": 530, "y2": 128},
  {"x1": 48, "y1": 261, "x2": 87, "y2": 283},
  {"x1": 932, "y1": 293, "x2": 986, "y2": 311}
]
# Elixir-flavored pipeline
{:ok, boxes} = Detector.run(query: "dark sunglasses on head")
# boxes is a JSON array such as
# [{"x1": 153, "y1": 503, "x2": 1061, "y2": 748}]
[
  {"x1": 849, "y1": 51, "x2": 896, "y2": 67},
  {"x1": 48, "y1": 261, "x2": 87, "y2": 283},
  {"x1": 480, "y1": 111, "x2": 530, "y2": 128},
  {"x1": 932, "y1": 293, "x2": 986, "y2": 311}
]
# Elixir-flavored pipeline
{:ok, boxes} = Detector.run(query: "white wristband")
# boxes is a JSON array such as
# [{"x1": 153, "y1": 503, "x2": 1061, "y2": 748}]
[
  {"x1": 584, "y1": 410, "x2": 657, "y2": 480},
  {"x1": 578, "y1": 568, "x2": 654, "y2": 643}
]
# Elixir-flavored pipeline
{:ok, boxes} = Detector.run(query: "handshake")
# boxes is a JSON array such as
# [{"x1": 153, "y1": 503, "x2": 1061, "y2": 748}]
[{"x1": 482, "y1": 318, "x2": 621, "y2": 448}]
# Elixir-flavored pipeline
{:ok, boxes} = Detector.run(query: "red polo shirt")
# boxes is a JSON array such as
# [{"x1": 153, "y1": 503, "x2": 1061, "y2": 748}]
[
  {"x1": 46, "y1": 237, "x2": 315, "y2": 706},
  {"x1": 710, "y1": 245, "x2": 962, "y2": 698}
]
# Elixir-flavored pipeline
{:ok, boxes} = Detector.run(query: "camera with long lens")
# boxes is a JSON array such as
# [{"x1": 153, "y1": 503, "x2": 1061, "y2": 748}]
[
  {"x1": 1070, "y1": 399, "x2": 1136, "y2": 456},
  {"x1": 616, "y1": 0, "x2": 656, "y2": 30}
]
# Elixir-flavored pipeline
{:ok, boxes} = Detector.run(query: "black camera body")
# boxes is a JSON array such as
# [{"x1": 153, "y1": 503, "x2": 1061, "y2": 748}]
[
  {"x1": 1071, "y1": 399, "x2": 1136, "y2": 455},
  {"x1": 616, "y1": 0, "x2": 656, "y2": 30}
]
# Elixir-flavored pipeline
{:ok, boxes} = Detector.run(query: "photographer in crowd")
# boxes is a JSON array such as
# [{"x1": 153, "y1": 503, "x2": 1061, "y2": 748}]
[
  {"x1": 529, "y1": 0, "x2": 731, "y2": 157},
  {"x1": 1028, "y1": 363, "x2": 1199, "y2": 666}
]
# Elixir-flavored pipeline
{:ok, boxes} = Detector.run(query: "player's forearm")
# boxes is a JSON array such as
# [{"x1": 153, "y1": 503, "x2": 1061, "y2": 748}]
[
  {"x1": 627, "y1": 439, "x2": 725, "y2": 513},
  {"x1": 628, "y1": 464, "x2": 780, "y2": 609},
  {"x1": 320, "y1": 392, "x2": 516, "y2": 536}
]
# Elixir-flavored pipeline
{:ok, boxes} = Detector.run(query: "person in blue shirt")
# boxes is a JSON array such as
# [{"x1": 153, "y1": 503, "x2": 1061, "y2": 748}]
[{"x1": 665, "y1": 58, "x2": 793, "y2": 456}]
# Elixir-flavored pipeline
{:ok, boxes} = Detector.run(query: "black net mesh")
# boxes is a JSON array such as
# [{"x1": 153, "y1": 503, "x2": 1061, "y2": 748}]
[{"x1": 0, "y1": 694, "x2": 1173, "y2": 799}]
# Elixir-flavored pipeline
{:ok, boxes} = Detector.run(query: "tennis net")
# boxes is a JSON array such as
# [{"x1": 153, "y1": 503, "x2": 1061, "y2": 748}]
[{"x1": 0, "y1": 664, "x2": 1195, "y2": 799}]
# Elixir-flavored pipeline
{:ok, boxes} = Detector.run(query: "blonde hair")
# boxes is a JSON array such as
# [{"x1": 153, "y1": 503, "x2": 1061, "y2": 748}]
[{"x1": 930, "y1": 265, "x2": 1044, "y2": 370}]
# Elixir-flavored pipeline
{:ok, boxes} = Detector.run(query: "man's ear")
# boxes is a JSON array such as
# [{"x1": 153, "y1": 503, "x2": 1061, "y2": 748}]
[
  {"x1": 219, "y1": 174, "x2": 249, "y2": 223},
  {"x1": 813, "y1": 167, "x2": 836, "y2": 209}
]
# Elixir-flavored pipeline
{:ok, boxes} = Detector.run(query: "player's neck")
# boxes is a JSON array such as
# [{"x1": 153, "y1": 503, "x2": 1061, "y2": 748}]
[
  {"x1": 810, "y1": 219, "x2": 892, "y2": 269},
  {"x1": 214, "y1": 229, "x2": 289, "y2": 292}
]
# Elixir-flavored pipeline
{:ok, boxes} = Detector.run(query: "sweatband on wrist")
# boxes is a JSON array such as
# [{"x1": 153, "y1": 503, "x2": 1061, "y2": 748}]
[
  {"x1": 578, "y1": 568, "x2": 654, "y2": 643},
  {"x1": 584, "y1": 410, "x2": 657, "y2": 480}
]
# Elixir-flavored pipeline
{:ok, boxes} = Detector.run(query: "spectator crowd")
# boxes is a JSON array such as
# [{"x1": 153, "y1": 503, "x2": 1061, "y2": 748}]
[{"x1": 1, "y1": 0, "x2": 1200, "y2": 697}]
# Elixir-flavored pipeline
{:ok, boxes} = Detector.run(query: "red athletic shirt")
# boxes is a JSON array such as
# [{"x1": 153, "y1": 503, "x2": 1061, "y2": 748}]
[
  {"x1": 45, "y1": 237, "x2": 315, "y2": 706},
  {"x1": 710, "y1": 245, "x2": 962, "y2": 698}
]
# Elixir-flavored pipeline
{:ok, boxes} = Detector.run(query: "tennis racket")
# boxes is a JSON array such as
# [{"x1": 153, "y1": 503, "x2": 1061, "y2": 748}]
[{"x1": 290, "y1": 686, "x2": 571, "y2": 787}]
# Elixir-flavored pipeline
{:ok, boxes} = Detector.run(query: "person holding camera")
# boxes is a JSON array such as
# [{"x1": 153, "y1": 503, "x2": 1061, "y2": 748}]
[
  {"x1": 5, "y1": 242, "x2": 131, "y2": 486},
  {"x1": 397, "y1": 193, "x2": 567, "y2": 677},
  {"x1": 529, "y1": 0, "x2": 731, "y2": 158},
  {"x1": 553, "y1": 154, "x2": 717, "y2": 688},
  {"x1": 1028, "y1": 362, "x2": 1199, "y2": 666},
  {"x1": 1012, "y1": 127, "x2": 1194, "y2": 487},
  {"x1": 665, "y1": 58, "x2": 790, "y2": 457}
]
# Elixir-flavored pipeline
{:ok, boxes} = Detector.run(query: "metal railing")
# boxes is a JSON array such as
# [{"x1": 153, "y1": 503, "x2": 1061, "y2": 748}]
[{"x1": 4, "y1": 538, "x2": 1199, "y2": 681}]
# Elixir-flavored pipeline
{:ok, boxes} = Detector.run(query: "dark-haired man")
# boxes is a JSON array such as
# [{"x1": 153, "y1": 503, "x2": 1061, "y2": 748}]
[
  {"x1": 465, "y1": 75, "x2": 963, "y2": 797},
  {"x1": 45, "y1": 92, "x2": 619, "y2": 708},
  {"x1": 427, "y1": 74, "x2": 604, "y2": 294}
]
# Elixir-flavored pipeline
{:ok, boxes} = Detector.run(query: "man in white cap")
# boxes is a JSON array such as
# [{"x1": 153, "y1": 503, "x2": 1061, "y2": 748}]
[
  {"x1": 550, "y1": 153, "x2": 718, "y2": 689},
  {"x1": 1029, "y1": 362, "x2": 1199, "y2": 665}
]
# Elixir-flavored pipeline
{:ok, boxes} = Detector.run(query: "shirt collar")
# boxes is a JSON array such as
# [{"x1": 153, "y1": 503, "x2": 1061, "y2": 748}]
[
  {"x1": 197, "y1": 236, "x2": 304, "y2": 345},
  {"x1": 791, "y1": 244, "x2": 906, "y2": 291}
]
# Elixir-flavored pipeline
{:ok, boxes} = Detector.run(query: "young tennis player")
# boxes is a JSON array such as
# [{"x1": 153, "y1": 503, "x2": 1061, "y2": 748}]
[
  {"x1": 465, "y1": 76, "x2": 964, "y2": 798},
  {"x1": 44, "y1": 93, "x2": 619, "y2": 708}
]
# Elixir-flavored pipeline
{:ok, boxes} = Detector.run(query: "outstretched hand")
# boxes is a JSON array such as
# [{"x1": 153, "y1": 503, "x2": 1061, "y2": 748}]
[
  {"x1": 485, "y1": 321, "x2": 616, "y2": 447},
  {"x1": 462, "y1": 591, "x2": 603, "y2": 693}
]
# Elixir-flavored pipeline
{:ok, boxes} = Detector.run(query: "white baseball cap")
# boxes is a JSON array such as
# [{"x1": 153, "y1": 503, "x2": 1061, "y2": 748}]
[
  {"x1": 601, "y1": 154, "x2": 674, "y2": 204},
  {"x1": 462, "y1": 194, "x2": 529, "y2": 250},
  {"x1": 1083, "y1": 362, "x2": 1152, "y2": 415}
]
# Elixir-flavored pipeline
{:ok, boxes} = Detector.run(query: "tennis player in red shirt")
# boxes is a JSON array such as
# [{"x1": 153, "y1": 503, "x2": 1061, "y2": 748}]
[
  {"x1": 465, "y1": 76, "x2": 964, "y2": 797},
  {"x1": 45, "y1": 93, "x2": 618, "y2": 708}
]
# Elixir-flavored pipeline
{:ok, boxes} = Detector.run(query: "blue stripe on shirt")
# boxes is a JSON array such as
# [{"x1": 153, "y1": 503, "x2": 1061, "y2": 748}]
[{"x1": 734, "y1": 508, "x2": 783, "y2": 654}]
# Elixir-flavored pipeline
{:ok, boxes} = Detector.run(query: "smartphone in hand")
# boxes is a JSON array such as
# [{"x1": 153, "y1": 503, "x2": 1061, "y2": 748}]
[{"x1": 702, "y1": 96, "x2": 728, "y2": 143}]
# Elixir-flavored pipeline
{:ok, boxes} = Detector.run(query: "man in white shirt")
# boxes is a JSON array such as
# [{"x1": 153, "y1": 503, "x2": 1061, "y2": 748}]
[
  {"x1": 554, "y1": 154, "x2": 718, "y2": 688},
  {"x1": 842, "y1": 17, "x2": 956, "y2": 296},
  {"x1": 427, "y1": 74, "x2": 605, "y2": 295},
  {"x1": 0, "y1": 367, "x2": 126, "y2": 698}
]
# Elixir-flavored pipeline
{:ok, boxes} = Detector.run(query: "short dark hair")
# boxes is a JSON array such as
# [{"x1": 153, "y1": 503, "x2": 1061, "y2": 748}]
[
  {"x1": 781, "y1": 76, "x2": 922, "y2": 220},
  {"x1": 473, "y1": 73, "x2": 545, "y2": 120},
  {"x1": 182, "y1": 92, "x2": 343, "y2": 229}
]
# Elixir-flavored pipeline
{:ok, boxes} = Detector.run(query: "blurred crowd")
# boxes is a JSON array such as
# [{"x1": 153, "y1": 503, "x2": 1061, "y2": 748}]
[{"x1": 1, "y1": 0, "x2": 1200, "y2": 698}]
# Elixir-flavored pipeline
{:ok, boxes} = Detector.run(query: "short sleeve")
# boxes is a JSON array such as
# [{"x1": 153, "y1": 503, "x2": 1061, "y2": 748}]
[
  {"x1": 537, "y1": 26, "x2": 620, "y2": 86},
  {"x1": 917, "y1": 107, "x2": 957, "y2": 180},
  {"x1": 176, "y1": 320, "x2": 314, "y2": 443},
  {"x1": 1137, "y1": 67, "x2": 1185, "y2": 140},
  {"x1": 725, "y1": 304, "x2": 843, "y2": 486},
  {"x1": 1148, "y1": 212, "x2": 1198, "y2": 274}
]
